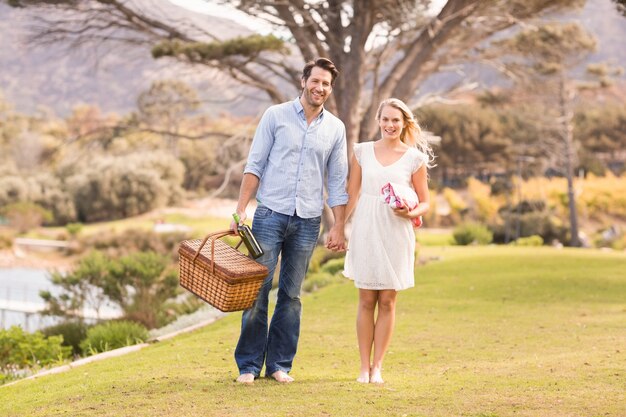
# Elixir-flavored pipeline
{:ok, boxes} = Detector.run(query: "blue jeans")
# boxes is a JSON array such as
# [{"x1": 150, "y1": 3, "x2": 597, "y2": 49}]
[{"x1": 234, "y1": 205, "x2": 321, "y2": 377}]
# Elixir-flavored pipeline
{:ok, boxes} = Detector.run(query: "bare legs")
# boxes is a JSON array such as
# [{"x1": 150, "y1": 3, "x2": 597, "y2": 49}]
[{"x1": 356, "y1": 289, "x2": 397, "y2": 383}]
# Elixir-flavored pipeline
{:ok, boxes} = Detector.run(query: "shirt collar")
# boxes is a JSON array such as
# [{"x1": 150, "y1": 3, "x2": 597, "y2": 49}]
[{"x1": 293, "y1": 97, "x2": 325, "y2": 122}]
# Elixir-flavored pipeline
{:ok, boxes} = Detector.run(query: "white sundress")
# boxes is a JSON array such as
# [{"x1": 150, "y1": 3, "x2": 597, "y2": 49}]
[{"x1": 343, "y1": 141, "x2": 425, "y2": 291}]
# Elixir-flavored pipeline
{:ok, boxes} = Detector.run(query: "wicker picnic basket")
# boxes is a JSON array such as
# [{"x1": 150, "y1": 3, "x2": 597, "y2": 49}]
[{"x1": 179, "y1": 230, "x2": 268, "y2": 312}]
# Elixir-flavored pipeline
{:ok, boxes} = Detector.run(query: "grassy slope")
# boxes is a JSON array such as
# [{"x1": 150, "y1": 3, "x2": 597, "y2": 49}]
[{"x1": 2, "y1": 246, "x2": 625, "y2": 417}]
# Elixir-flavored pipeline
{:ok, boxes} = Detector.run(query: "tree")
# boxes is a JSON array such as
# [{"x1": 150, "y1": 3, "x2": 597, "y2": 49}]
[
  {"x1": 136, "y1": 80, "x2": 200, "y2": 156},
  {"x1": 492, "y1": 22, "x2": 597, "y2": 246},
  {"x1": 5, "y1": 0, "x2": 585, "y2": 153},
  {"x1": 40, "y1": 251, "x2": 179, "y2": 329}
]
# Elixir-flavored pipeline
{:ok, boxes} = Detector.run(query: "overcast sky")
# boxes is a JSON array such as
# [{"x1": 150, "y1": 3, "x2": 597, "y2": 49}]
[{"x1": 168, "y1": 0, "x2": 448, "y2": 35}]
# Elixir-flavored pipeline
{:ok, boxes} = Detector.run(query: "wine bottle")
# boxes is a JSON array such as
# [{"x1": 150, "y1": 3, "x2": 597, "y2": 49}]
[{"x1": 232, "y1": 213, "x2": 264, "y2": 259}]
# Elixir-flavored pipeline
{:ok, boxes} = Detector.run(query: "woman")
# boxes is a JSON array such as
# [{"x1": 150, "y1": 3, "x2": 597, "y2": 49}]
[{"x1": 343, "y1": 98, "x2": 434, "y2": 384}]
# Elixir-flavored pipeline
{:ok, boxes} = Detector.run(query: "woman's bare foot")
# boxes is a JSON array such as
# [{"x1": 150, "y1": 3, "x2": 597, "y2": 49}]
[
  {"x1": 236, "y1": 373, "x2": 255, "y2": 384},
  {"x1": 356, "y1": 369, "x2": 370, "y2": 383},
  {"x1": 370, "y1": 367, "x2": 384, "y2": 384},
  {"x1": 271, "y1": 370, "x2": 294, "y2": 383}
]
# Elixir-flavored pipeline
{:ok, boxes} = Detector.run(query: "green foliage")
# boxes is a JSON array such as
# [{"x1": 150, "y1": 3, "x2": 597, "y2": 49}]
[
  {"x1": 25, "y1": 174, "x2": 77, "y2": 225},
  {"x1": 107, "y1": 251, "x2": 179, "y2": 328},
  {"x1": 574, "y1": 104, "x2": 626, "y2": 173},
  {"x1": 0, "y1": 326, "x2": 71, "y2": 381},
  {"x1": 40, "y1": 251, "x2": 112, "y2": 320},
  {"x1": 0, "y1": 174, "x2": 76, "y2": 226},
  {"x1": 417, "y1": 105, "x2": 511, "y2": 180},
  {"x1": 302, "y1": 272, "x2": 339, "y2": 293},
  {"x1": 0, "y1": 201, "x2": 53, "y2": 232},
  {"x1": 41, "y1": 321, "x2": 90, "y2": 356},
  {"x1": 41, "y1": 250, "x2": 179, "y2": 329},
  {"x1": 79, "y1": 321, "x2": 148, "y2": 356},
  {"x1": 308, "y1": 245, "x2": 345, "y2": 273},
  {"x1": 319, "y1": 257, "x2": 345, "y2": 276},
  {"x1": 495, "y1": 22, "x2": 596, "y2": 73},
  {"x1": 0, "y1": 229, "x2": 14, "y2": 249},
  {"x1": 492, "y1": 200, "x2": 568, "y2": 244},
  {"x1": 152, "y1": 34, "x2": 285, "y2": 61},
  {"x1": 78, "y1": 228, "x2": 185, "y2": 259},
  {"x1": 0, "y1": 175, "x2": 29, "y2": 205},
  {"x1": 65, "y1": 152, "x2": 185, "y2": 222},
  {"x1": 510, "y1": 235, "x2": 544, "y2": 246},
  {"x1": 65, "y1": 222, "x2": 83, "y2": 237},
  {"x1": 452, "y1": 223, "x2": 494, "y2": 245}
]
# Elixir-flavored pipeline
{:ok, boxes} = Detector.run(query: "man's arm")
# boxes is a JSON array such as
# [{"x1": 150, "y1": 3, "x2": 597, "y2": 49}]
[
  {"x1": 325, "y1": 204, "x2": 346, "y2": 251},
  {"x1": 231, "y1": 173, "x2": 260, "y2": 231},
  {"x1": 324, "y1": 125, "x2": 349, "y2": 251}
]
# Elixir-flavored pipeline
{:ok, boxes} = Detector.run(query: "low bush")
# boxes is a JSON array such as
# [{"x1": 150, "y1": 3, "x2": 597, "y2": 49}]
[
  {"x1": 308, "y1": 245, "x2": 345, "y2": 273},
  {"x1": 41, "y1": 321, "x2": 90, "y2": 357},
  {"x1": 80, "y1": 321, "x2": 149, "y2": 356},
  {"x1": 510, "y1": 235, "x2": 544, "y2": 246},
  {"x1": 0, "y1": 230, "x2": 14, "y2": 249},
  {"x1": 0, "y1": 326, "x2": 71, "y2": 383},
  {"x1": 0, "y1": 201, "x2": 53, "y2": 233},
  {"x1": 453, "y1": 223, "x2": 493, "y2": 245},
  {"x1": 320, "y1": 257, "x2": 345, "y2": 275},
  {"x1": 491, "y1": 208, "x2": 568, "y2": 245},
  {"x1": 303, "y1": 272, "x2": 338, "y2": 293},
  {"x1": 78, "y1": 228, "x2": 185, "y2": 258}
]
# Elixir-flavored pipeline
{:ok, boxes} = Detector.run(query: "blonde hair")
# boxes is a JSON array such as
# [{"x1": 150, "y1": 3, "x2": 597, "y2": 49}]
[{"x1": 376, "y1": 98, "x2": 435, "y2": 168}]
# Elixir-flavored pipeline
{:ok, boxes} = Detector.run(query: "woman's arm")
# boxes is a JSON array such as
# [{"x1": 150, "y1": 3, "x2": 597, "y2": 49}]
[
  {"x1": 345, "y1": 153, "x2": 362, "y2": 221},
  {"x1": 409, "y1": 164, "x2": 430, "y2": 218}
]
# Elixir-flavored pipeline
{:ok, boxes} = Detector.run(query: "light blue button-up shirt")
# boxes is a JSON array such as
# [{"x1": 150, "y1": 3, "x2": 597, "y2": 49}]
[{"x1": 244, "y1": 97, "x2": 349, "y2": 219}]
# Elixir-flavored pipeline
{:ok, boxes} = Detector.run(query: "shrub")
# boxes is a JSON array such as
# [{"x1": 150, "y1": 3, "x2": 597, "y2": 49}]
[
  {"x1": 80, "y1": 321, "x2": 149, "y2": 356},
  {"x1": 0, "y1": 230, "x2": 14, "y2": 249},
  {"x1": 78, "y1": 228, "x2": 185, "y2": 258},
  {"x1": 492, "y1": 204, "x2": 568, "y2": 244},
  {"x1": 26, "y1": 174, "x2": 77, "y2": 225},
  {"x1": 0, "y1": 201, "x2": 53, "y2": 233},
  {"x1": 308, "y1": 245, "x2": 345, "y2": 273},
  {"x1": 65, "y1": 152, "x2": 185, "y2": 223},
  {"x1": 66, "y1": 222, "x2": 83, "y2": 237},
  {"x1": 303, "y1": 272, "x2": 338, "y2": 293},
  {"x1": 510, "y1": 235, "x2": 544, "y2": 246},
  {"x1": 0, "y1": 326, "x2": 71, "y2": 379},
  {"x1": 320, "y1": 257, "x2": 345, "y2": 275},
  {"x1": 0, "y1": 176, "x2": 29, "y2": 206},
  {"x1": 68, "y1": 165, "x2": 167, "y2": 222},
  {"x1": 41, "y1": 321, "x2": 90, "y2": 357},
  {"x1": 453, "y1": 223, "x2": 493, "y2": 245}
]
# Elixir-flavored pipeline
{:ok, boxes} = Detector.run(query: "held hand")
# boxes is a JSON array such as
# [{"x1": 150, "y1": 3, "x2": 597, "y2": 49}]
[
  {"x1": 230, "y1": 211, "x2": 247, "y2": 233},
  {"x1": 392, "y1": 206, "x2": 412, "y2": 220},
  {"x1": 325, "y1": 225, "x2": 347, "y2": 252}
]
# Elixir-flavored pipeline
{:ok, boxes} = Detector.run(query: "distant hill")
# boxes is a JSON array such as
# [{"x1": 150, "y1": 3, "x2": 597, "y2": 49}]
[
  {"x1": 0, "y1": 1, "x2": 274, "y2": 117},
  {"x1": 0, "y1": 0, "x2": 624, "y2": 118}
]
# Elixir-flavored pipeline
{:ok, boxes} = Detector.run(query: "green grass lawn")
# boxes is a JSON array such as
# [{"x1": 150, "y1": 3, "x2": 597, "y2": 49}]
[{"x1": 2, "y1": 246, "x2": 625, "y2": 417}]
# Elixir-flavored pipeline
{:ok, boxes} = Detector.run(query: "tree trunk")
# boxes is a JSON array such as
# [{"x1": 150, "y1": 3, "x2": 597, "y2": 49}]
[{"x1": 559, "y1": 73, "x2": 580, "y2": 247}]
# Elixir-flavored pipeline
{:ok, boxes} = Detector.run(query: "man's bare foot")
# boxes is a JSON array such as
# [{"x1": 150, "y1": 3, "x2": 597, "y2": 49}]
[
  {"x1": 356, "y1": 369, "x2": 370, "y2": 383},
  {"x1": 270, "y1": 370, "x2": 294, "y2": 383},
  {"x1": 236, "y1": 373, "x2": 255, "y2": 384},
  {"x1": 370, "y1": 367, "x2": 384, "y2": 384}
]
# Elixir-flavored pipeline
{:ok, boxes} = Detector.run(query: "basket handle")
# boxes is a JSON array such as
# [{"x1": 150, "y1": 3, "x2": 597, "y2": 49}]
[{"x1": 193, "y1": 230, "x2": 243, "y2": 273}]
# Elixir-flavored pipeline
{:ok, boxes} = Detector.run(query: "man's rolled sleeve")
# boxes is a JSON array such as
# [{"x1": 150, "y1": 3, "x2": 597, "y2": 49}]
[
  {"x1": 243, "y1": 109, "x2": 274, "y2": 178},
  {"x1": 326, "y1": 127, "x2": 349, "y2": 208}
]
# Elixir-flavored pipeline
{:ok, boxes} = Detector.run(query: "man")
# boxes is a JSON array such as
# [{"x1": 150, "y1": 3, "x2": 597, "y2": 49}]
[{"x1": 231, "y1": 57, "x2": 348, "y2": 384}]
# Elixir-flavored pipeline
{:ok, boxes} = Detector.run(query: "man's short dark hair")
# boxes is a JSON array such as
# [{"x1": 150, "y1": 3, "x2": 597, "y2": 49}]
[{"x1": 302, "y1": 58, "x2": 339, "y2": 86}]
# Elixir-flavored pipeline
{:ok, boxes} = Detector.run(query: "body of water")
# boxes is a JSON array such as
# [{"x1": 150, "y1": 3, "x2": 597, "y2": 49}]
[
  {"x1": 0, "y1": 268, "x2": 59, "y2": 331},
  {"x1": 0, "y1": 268, "x2": 121, "y2": 332}
]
